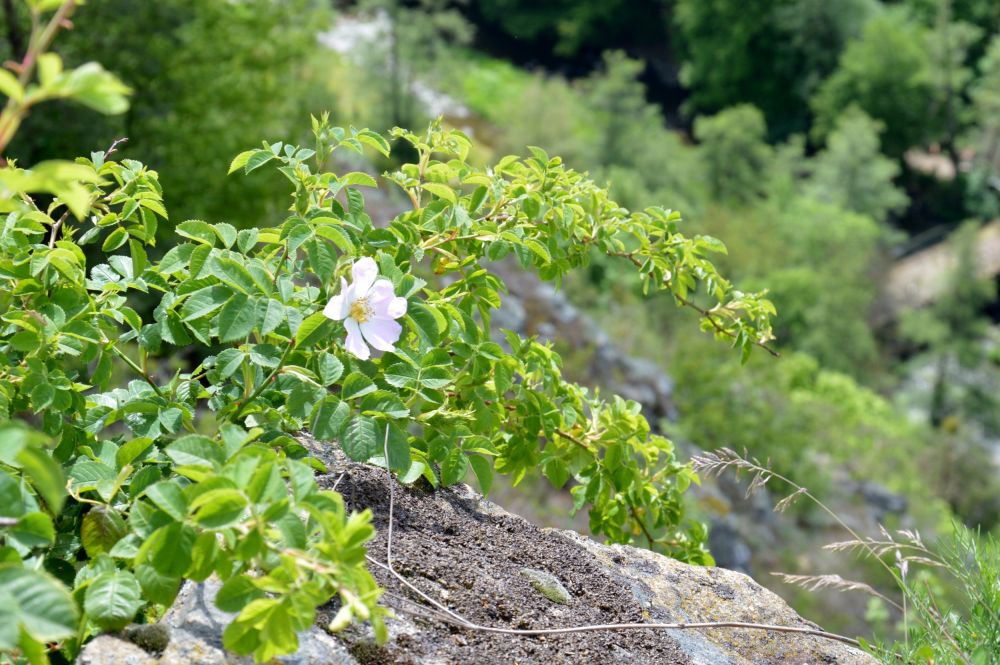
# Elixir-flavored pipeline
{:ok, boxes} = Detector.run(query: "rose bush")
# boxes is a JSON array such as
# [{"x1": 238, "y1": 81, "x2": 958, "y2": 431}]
[{"x1": 0, "y1": 2, "x2": 775, "y2": 662}]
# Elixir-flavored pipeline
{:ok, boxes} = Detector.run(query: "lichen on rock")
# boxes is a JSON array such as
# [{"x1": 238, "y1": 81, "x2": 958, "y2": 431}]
[{"x1": 519, "y1": 568, "x2": 572, "y2": 604}]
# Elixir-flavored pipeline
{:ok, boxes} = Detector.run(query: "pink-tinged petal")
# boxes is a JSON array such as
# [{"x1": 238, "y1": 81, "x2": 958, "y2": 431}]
[
  {"x1": 386, "y1": 296, "x2": 407, "y2": 319},
  {"x1": 360, "y1": 316, "x2": 402, "y2": 352},
  {"x1": 344, "y1": 318, "x2": 371, "y2": 360},
  {"x1": 322, "y1": 295, "x2": 344, "y2": 320},
  {"x1": 368, "y1": 279, "x2": 395, "y2": 305},
  {"x1": 323, "y1": 278, "x2": 352, "y2": 320},
  {"x1": 351, "y1": 257, "x2": 378, "y2": 296}
]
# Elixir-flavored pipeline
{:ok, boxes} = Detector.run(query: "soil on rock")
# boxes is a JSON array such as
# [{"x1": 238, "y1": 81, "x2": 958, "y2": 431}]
[{"x1": 319, "y1": 454, "x2": 691, "y2": 665}]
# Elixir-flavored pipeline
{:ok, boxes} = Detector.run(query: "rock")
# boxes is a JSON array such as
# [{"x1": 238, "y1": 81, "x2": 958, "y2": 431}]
[
  {"x1": 78, "y1": 636, "x2": 157, "y2": 665},
  {"x1": 520, "y1": 567, "x2": 572, "y2": 604},
  {"x1": 559, "y1": 528, "x2": 871, "y2": 665},
  {"x1": 79, "y1": 447, "x2": 877, "y2": 665},
  {"x1": 855, "y1": 481, "x2": 908, "y2": 519},
  {"x1": 707, "y1": 517, "x2": 753, "y2": 576},
  {"x1": 121, "y1": 624, "x2": 170, "y2": 654}
]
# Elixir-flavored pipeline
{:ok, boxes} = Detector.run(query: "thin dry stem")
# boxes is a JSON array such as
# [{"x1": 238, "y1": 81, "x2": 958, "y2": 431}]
[{"x1": 359, "y1": 455, "x2": 864, "y2": 652}]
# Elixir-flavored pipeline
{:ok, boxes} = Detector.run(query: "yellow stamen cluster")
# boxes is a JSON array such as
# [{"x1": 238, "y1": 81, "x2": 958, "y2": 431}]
[{"x1": 349, "y1": 297, "x2": 372, "y2": 324}]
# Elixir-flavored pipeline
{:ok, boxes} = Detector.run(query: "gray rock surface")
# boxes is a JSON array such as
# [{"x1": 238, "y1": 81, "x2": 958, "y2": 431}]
[{"x1": 80, "y1": 453, "x2": 877, "y2": 665}]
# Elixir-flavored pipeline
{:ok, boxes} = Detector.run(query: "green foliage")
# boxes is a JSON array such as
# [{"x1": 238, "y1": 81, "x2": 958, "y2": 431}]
[
  {"x1": 469, "y1": 0, "x2": 666, "y2": 57},
  {"x1": 9, "y1": 0, "x2": 326, "y2": 227},
  {"x1": 805, "y1": 107, "x2": 909, "y2": 223},
  {"x1": 693, "y1": 105, "x2": 773, "y2": 204},
  {"x1": 811, "y1": 9, "x2": 935, "y2": 155},
  {"x1": 965, "y1": 34, "x2": 1000, "y2": 218},
  {"x1": 758, "y1": 198, "x2": 884, "y2": 375},
  {"x1": 671, "y1": 344, "x2": 929, "y2": 500},
  {"x1": 702, "y1": 451, "x2": 1000, "y2": 664},
  {"x1": 674, "y1": 0, "x2": 875, "y2": 139},
  {"x1": 897, "y1": 223, "x2": 1000, "y2": 530},
  {"x1": 580, "y1": 52, "x2": 659, "y2": 168},
  {"x1": 492, "y1": 51, "x2": 707, "y2": 215},
  {"x1": 0, "y1": 6, "x2": 778, "y2": 658}
]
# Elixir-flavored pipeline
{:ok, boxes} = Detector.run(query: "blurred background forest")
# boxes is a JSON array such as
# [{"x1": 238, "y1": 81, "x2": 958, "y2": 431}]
[{"x1": 5, "y1": 0, "x2": 1000, "y2": 643}]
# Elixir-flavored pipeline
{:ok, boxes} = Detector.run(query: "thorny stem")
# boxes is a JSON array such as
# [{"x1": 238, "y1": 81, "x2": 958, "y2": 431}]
[
  {"x1": 47, "y1": 211, "x2": 68, "y2": 248},
  {"x1": 554, "y1": 427, "x2": 593, "y2": 453},
  {"x1": 233, "y1": 339, "x2": 295, "y2": 419},
  {"x1": 610, "y1": 248, "x2": 779, "y2": 357},
  {"x1": 629, "y1": 504, "x2": 656, "y2": 548},
  {"x1": 47, "y1": 137, "x2": 124, "y2": 248},
  {"x1": 0, "y1": 0, "x2": 76, "y2": 154},
  {"x1": 108, "y1": 344, "x2": 165, "y2": 398}
]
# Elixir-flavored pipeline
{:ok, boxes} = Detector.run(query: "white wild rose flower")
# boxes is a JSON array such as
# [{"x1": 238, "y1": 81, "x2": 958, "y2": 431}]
[{"x1": 323, "y1": 256, "x2": 407, "y2": 360}]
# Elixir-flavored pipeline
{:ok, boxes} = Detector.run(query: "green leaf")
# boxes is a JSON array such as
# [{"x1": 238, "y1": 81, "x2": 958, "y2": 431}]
[
  {"x1": 191, "y1": 489, "x2": 248, "y2": 529},
  {"x1": 218, "y1": 293, "x2": 256, "y2": 342},
  {"x1": 468, "y1": 455, "x2": 493, "y2": 495},
  {"x1": 494, "y1": 362, "x2": 513, "y2": 396},
  {"x1": 0, "y1": 565, "x2": 78, "y2": 642},
  {"x1": 375, "y1": 421, "x2": 410, "y2": 472},
  {"x1": 261, "y1": 298, "x2": 285, "y2": 336},
  {"x1": 165, "y1": 435, "x2": 224, "y2": 469},
  {"x1": 228, "y1": 150, "x2": 255, "y2": 175},
  {"x1": 340, "y1": 172, "x2": 378, "y2": 188},
  {"x1": 81, "y1": 506, "x2": 127, "y2": 557},
  {"x1": 0, "y1": 470, "x2": 24, "y2": 517},
  {"x1": 115, "y1": 437, "x2": 154, "y2": 469},
  {"x1": 237, "y1": 228, "x2": 259, "y2": 254},
  {"x1": 0, "y1": 594, "x2": 15, "y2": 649},
  {"x1": 244, "y1": 150, "x2": 276, "y2": 174},
  {"x1": 357, "y1": 130, "x2": 390, "y2": 157},
  {"x1": 215, "y1": 348, "x2": 245, "y2": 379},
  {"x1": 341, "y1": 372, "x2": 376, "y2": 401},
  {"x1": 421, "y1": 182, "x2": 457, "y2": 204},
  {"x1": 316, "y1": 353, "x2": 344, "y2": 385},
  {"x1": 84, "y1": 570, "x2": 143, "y2": 631},
  {"x1": 406, "y1": 301, "x2": 441, "y2": 346},
  {"x1": 310, "y1": 397, "x2": 350, "y2": 441},
  {"x1": 101, "y1": 226, "x2": 128, "y2": 251},
  {"x1": 441, "y1": 449, "x2": 468, "y2": 486},
  {"x1": 341, "y1": 415, "x2": 378, "y2": 462},
  {"x1": 135, "y1": 564, "x2": 181, "y2": 607},
  {"x1": 187, "y1": 532, "x2": 219, "y2": 582},
  {"x1": 215, "y1": 575, "x2": 264, "y2": 613},
  {"x1": 176, "y1": 220, "x2": 217, "y2": 246},
  {"x1": 315, "y1": 223, "x2": 354, "y2": 254},
  {"x1": 213, "y1": 256, "x2": 259, "y2": 294},
  {"x1": 17, "y1": 445, "x2": 65, "y2": 513},
  {"x1": 523, "y1": 239, "x2": 551, "y2": 263},
  {"x1": 143, "y1": 522, "x2": 195, "y2": 577},
  {"x1": 57, "y1": 62, "x2": 131, "y2": 114},
  {"x1": 181, "y1": 285, "x2": 232, "y2": 322},
  {"x1": 383, "y1": 363, "x2": 417, "y2": 388},
  {"x1": 0, "y1": 69, "x2": 24, "y2": 103},
  {"x1": 144, "y1": 481, "x2": 188, "y2": 521},
  {"x1": 295, "y1": 312, "x2": 334, "y2": 348},
  {"x1": 9, "y1": 512, "x2": 55, "y2": 548}
]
